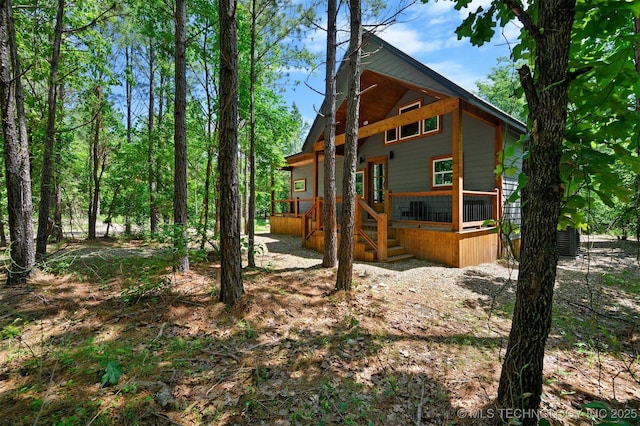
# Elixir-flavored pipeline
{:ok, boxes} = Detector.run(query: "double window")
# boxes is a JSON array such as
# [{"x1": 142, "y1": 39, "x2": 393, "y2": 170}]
[{"x1": 385, "y1": 100, "x2": 441, "y2": 144}]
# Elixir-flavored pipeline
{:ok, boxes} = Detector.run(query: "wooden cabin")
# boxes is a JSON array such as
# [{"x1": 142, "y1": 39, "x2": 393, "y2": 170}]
[{"x1": 271, "y1": 31, "x2": 524, "y2": 268}]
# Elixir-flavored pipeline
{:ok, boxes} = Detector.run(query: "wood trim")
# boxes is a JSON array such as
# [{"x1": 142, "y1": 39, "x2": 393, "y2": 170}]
[
  {"x1": 366, "y1": 155, "x2": 388, "y2": 207},
  {"x1": 451, "y1": 101, "x2": 463, "y2": 232},
  {"x1": 314, "y1": 97, "x2": 460, "y2": 151}
]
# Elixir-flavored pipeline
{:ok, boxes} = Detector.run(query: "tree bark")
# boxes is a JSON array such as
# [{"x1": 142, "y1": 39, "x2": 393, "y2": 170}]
[
  {"x1": 0, "y1": 0, "x2": 35, "y2": 284},
  {"x1": 88, "y1": 85, "x2": 103, "y2": 240},
  {"x1": 247, "y1": 0, "x2": 257, "y2": 268},
  {"x1": 173, "y1": 0, "x2": 189, "y2": 272},
  {"x1": 218, "y1": 0, "x2": 244, "y2": 305},
  {"x1": 322, "y1": 0, "x2": 338, "y2": 268},
  {"x1": 36, "y1": 0, "x2": 64, "y2": 258},
  {"x1": 148, "y1": 39, "x2": 158, "y2": 234},
  {"x1": 496, "y1": 1, "x2": 576, "y2": 423},
  {"x1": 335, "y1": 0, "x2": 361, "y2": 291},
  {"x1": 634, "y1": 16, "x2": 639, "y2": 259}
]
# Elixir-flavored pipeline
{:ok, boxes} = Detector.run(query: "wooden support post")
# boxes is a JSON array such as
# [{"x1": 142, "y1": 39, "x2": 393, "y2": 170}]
[
  {"x1": 451, "y1": 100, "x2": 463, "y2": 232},
  {"x1": 295, "y1": 197, "x2": 299, "y2": 217},
  {"x1": 384, "y1": 189, "x2": 391, "y2": 221},
  {"x1": 377, "y1": 213, "x2": 387, "y2": 261},
  {"x1": 316, "y1": 197, "x2": 322, "y2": 231}
]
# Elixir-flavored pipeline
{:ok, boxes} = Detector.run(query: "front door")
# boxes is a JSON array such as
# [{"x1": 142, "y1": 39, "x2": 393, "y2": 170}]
[{"x1": 367, "y1": 157, "x2": 387, "y2": 213}]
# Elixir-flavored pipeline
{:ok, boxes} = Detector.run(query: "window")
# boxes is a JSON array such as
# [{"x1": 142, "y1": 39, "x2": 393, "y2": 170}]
[
  {"x1": 293, "y1": 178, "x2": 306, "y2": 192},
  {"x1": 385, "y1": 127, "x2": 397, "y2": 143},
  {"x1": 385, "y1": 100, "x2": 441, "y2": 144},
  {"x1": 355, "y1": 170, "x2": 364, "y2": 197},
  {"x1": 432, "y1": 157, "x2": 453, "y2": 188},
  {"x1": 398, "y1": 102, "x2": 421, "y2": 139},
  {"x1": 423, "y1": 115, "x2": 440, "y2": 134}
]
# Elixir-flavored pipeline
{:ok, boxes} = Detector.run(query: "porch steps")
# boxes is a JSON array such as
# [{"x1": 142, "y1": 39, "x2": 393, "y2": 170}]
[{"x1": 359, "y1": 236, "x2": 414, "y2": 263}]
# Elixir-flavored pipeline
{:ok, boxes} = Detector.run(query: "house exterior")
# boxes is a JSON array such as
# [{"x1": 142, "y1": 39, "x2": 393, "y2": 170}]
[{"x1": 270, "y1": 31, "x2": 525, "y2": 268}]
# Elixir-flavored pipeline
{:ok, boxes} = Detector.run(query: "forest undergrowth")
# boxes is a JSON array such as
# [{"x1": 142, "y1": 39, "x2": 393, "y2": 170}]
[{"x1": 0, "y1": 233, "x2": 638, "y2": 425}]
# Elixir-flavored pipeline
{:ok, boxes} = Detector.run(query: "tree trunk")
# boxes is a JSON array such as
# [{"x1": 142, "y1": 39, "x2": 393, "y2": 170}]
[
  {"x1": 173, "y1": 0, "x2": 189, "y2": 272},
  {"x1": 52, "y1": 83, "x2": 65, "y2": 243},
  {"x1": 0, "y1": 0, "x2": 35, "y2": 284},
  {"x1": 335, "y1": 0, "x2": 361, "y2": 292},
  {"x1": 198, "y1": 25, "x2": 215, "y2": 250},
  {"x1": 148, "y1": 40, "x2": 158, "y2": 234},
  {"x1": 496, "y1": 2, "x2": 576, "y2": 423},
  {"x1": 634, "y1": 16, "x2": 639, "y2": 259},
  {"x1": 247, "y1": 0, "x2": 257, "y2": 268},
  {"x1": 218, "y1": 0, "x2": 244, "y2": 305},
  {"x1": 35, "y1": 0, "x2": 64, "y2": 258},
  {"x1": 322, "y1": 0, "x2": 338, "y2": 268},
  {"x1": 88, "y1": 85, "x2": 103, "y2": 240}
]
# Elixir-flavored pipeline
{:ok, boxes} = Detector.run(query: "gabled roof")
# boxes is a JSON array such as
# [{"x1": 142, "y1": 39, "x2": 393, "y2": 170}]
[{"x1": 300, "y1": 30, "x2": 526, "y2": 154}]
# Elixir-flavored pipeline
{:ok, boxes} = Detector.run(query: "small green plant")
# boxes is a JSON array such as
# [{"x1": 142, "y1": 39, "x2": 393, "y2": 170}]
[
  {"x1": 1, "y1": 319, "x2": 22, "y2": 339},
  {"x1": 100, "y1": 360, "x2": 122, "y2": 386}
]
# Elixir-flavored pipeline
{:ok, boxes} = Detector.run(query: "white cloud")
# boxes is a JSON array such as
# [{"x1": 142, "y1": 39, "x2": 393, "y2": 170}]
[
  {"x1": 425, "y1": 60, "x2": 481, "y2": 93},
  {"x1": 378, "y1": 24, "x2": 447, "y2": 55}
]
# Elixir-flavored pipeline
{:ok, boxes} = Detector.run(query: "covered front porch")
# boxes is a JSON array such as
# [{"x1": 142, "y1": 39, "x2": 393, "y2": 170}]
[{"x1": 270, "y1": 187, "x2": 502, "y2": 268}]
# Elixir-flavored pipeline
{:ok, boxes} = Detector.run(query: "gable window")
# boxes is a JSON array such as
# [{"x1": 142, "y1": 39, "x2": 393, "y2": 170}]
[
  {"x1": 385, "y1": 100, "x2": 441, "y2": 144},
  {"x1": 398, "y1": 101, "x2": 421, "y2": 139},
  {"x1": 423, "y1": 115, "x2": 440, "y2": 135},
  {"x1": 432, "y1": 156, "x2": 453, "y2": 188}
]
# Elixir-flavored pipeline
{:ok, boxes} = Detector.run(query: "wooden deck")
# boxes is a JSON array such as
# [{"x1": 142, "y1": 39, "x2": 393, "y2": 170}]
[{"x1": 269, "y1": 215, "x2": 501, "y2": 267}]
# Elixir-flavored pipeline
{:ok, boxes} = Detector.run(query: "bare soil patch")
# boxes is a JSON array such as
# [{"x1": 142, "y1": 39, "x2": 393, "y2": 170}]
[{"x1": 0, "y1": 233, "x2": 638, "y2": 425}]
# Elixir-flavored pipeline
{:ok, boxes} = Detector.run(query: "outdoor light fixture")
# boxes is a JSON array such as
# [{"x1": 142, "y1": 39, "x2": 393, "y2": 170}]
[
  {"x1": 359, "y1": 156, "x2": 365, "y2": 164},
  {"x1": 389, "y1": 151, "x2": 394, "y2": 159}
]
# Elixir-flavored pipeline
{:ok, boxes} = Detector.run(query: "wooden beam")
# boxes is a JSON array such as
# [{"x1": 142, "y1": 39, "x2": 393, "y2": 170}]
[
  {"x1": 451, "y1": 99, "x2": 463, "y2": 232},
  {"x1": 314, "y1": 97, "x2": 460, "y2": 151}
]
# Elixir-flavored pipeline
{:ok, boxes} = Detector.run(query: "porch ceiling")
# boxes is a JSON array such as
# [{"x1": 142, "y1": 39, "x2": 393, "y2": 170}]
[{"x1": 317, "y1": 69, "x2": 449, "y2": 144}]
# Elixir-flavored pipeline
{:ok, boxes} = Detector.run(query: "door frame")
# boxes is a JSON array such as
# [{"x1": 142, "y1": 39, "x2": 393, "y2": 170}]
[{"x1": 366, "y1": 155, "x2": 388, "y2": 213}]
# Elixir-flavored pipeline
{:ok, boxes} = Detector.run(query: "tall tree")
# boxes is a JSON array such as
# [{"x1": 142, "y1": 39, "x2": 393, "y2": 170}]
[
  {"x1": 247, "y1": 0, "x2": 258, "y2": 268},
  {"x1": 173, "y1": 0, "x2": 189, "y2": 272},
  {"x1": 450, "y1": 1, "x2": 578, "y2": 421},
  {"x1": 218, "y1": 0, "x2": 244, "y2": 305},
  {"x1": 335, "y1": 0, "x2": 361, "y2": 292},
  {"x1": 148, "y1": 39, "x2": 159, "y2": 234},
  {"x1": 35, "y1": 0, "x2": 64, "y2": 258},
  {"x1": 322, "y1": 0, "x2": 338, "y2": 268},
  {"x1": 0, "y1": 0, "x2": 35, "y2": 284}
]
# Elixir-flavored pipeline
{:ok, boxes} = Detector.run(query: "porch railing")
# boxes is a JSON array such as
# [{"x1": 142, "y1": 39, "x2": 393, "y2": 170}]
[
  {"x1": 355, "y1": 196, "x2": 387, "y2": 261},
  {"x1": 388, "y1": 189, "x2": 499, "y2": 228},
  {"x1": 271, "y1": 197, "x2": 314, "y2": 217}
]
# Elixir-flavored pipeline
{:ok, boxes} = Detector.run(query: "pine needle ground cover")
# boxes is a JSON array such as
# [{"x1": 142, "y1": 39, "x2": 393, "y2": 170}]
[{"x1": 0, "y1": 234, "x2": 638, "y2": 425}]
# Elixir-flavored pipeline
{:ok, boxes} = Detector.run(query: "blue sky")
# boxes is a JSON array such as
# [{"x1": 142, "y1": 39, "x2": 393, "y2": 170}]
[{"x1": 282, "y1": 1, "x2": 522, "y2": 127}]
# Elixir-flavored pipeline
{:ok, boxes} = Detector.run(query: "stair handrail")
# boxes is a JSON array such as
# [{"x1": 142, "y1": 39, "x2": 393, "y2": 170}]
[
  {"x1": 355, "y1": 196, "x2": 388, "y2": 261},
  {"x1": 302, "y1": 197, "x2": 321, "y2": 241}
]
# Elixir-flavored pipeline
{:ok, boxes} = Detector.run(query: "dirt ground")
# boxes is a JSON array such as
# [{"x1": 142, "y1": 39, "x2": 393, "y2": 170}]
[{"x1": 0, "y1": 233, "x2": 638, "y2": 425}]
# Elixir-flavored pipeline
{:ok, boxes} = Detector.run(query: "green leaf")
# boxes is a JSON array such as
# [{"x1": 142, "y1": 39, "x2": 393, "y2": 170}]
[{"x1": 101, "y1": 361, "x2": 122, "y2": 386}]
